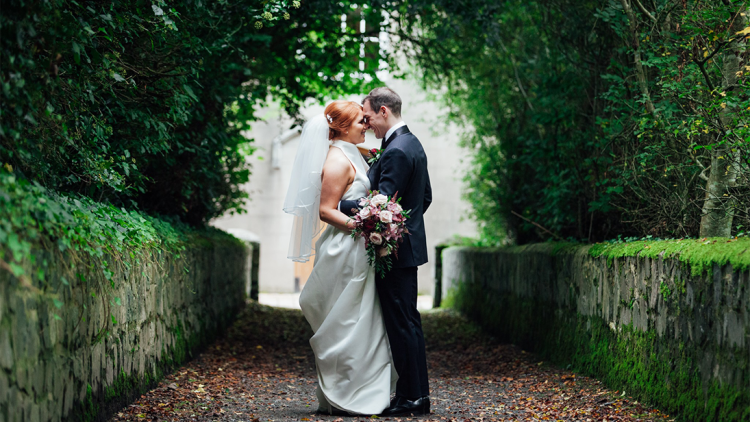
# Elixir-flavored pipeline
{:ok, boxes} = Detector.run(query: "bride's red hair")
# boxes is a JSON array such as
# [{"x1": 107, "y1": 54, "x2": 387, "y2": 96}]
[{"x1": 324, "y1": 101, "x2": 362, "y2": 140}]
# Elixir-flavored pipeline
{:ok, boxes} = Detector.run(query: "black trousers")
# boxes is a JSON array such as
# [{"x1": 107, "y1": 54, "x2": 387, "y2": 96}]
[{"x1": 376, "y1": 266, "x2": 430, "y2": 399}]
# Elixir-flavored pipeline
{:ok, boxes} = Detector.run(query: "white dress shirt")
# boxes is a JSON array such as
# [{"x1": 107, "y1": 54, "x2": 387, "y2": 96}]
[{"x1": 383, "y1": 121, "x2": 406, "y2": 143}]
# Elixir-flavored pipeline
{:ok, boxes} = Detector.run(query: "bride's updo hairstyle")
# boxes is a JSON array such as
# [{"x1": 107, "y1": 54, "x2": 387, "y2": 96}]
[{"x1": 324, "y1": 100, "x2": 362, "y2": 140}]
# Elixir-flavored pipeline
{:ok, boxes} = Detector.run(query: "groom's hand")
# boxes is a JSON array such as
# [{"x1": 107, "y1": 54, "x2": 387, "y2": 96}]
[{"x1": 338, "y1": 199, "x2": 362, "y2": 217}]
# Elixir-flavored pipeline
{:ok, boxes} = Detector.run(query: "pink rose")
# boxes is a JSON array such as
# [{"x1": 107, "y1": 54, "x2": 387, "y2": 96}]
[
  {"x1": 369, "y1": 232, "x2": 384, "y2": 245},
  {"x1": 379, "y1": 210, "x2": 393, "y2": 223},
  {"x1": 358, "y1": 206, "x2": 372, "y2": 220},
  {"x1": 387, "y1": 202, "x2": 403, "y2": 213},
  {"x1": 371, "y1": 194, "x2": 388, "y2": 207}
]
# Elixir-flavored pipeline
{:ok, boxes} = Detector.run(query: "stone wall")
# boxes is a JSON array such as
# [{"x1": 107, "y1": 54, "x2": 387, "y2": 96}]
[
  {"x1": 0, "y1": 233, "x2": 247, "y2": 422},
  {"x1": 441, "y1": 244, "x2": 749, "y2": 421}
]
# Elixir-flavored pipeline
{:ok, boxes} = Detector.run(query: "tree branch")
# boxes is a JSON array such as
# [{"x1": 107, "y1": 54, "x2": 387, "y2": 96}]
[
  {"x1": 692, "y1": 58, "x2": 717, "y2": 92},
  {"x1": 498, "y1": 39, "x2": 535, "y2": 112},
  {"x1": 510, "y1": 210, "x2": 564, "y2": 240},
  {"x1": 634, "y1": 0, "x2": 657, "y2": 23},
  {"x1": 620, "y1": 0, "x2": 659, "y2": 116}
]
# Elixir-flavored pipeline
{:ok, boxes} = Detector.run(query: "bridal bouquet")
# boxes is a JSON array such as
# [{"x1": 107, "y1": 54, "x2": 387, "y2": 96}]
[{"x1": 350, "y1": 191, "x2": 410, "y2": 277}]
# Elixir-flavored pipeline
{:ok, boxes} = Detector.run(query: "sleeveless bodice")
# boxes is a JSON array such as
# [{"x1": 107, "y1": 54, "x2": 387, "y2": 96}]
[{"x1": 330, "y1": 140, "x2": 370, "y2": 200}]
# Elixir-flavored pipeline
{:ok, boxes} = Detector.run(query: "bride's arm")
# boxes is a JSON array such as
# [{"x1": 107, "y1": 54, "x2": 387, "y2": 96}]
[{"x1": 319, "y1": 148, "x2": 357, "y2": 232}]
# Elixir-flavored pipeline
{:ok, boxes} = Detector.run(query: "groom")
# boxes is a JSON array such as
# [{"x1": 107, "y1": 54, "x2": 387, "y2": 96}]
[{"x1": 340, "y1": 87, "x2": 432, "y2": 416}]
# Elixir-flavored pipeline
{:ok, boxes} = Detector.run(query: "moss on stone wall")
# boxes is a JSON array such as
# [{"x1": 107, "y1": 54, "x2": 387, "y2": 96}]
[
  {"x1": 441, "y1": 242, "x2": 750, "y2": 422},
  {"x1": 452, "y1": 279, "x2": 750, "y2": 421},
  {"x1": 589, "y1": 237, "x2": 750, "y2": 275},
  {"x1": 71, "y1": 316, "x2": 214, "y2": 422},
  {"x1": 473, "y1": 237, "x2": 750, "y2": 276}
]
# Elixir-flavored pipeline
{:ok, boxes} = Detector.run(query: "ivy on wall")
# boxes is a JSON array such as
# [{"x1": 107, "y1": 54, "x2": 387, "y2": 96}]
[{"x1": 0, "y1": 171, "x2": 204, "y2": 309}]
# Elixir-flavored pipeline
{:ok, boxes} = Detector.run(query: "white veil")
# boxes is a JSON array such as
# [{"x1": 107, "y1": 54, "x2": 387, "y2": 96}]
[{"x1": 283, "y1": 114, "x2": 331, "y2": 262}]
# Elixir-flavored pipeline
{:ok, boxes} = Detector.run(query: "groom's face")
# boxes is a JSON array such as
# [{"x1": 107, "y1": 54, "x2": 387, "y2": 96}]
[{"x1": 363, "y1": 100, "x2": 387, "y2": 139}]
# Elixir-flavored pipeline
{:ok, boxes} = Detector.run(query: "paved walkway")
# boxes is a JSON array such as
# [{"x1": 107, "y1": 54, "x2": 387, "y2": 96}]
[{"x1": 110, "y1": 302, "x2": 672, "y2": 421}]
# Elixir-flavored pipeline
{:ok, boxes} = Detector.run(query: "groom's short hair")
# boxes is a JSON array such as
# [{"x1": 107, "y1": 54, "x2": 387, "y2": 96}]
[{"x1": 363, "y1": 87, "x2": 402, "y2": 118}]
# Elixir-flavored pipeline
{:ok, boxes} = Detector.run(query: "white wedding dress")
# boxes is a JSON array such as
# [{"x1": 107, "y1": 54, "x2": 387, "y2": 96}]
[{"x1": 298, "y1": 140, "x2": 397, "y2": 415}]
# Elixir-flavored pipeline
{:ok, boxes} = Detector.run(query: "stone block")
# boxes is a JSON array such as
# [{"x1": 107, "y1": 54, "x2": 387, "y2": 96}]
[
  {"x1": 724, "y1": 311, "x2": 744, "y2": 348},
  {"x1": 27, "y1": 402, "x2": 40, "y2": 422},
  {"x1": 0, "y1": 329, "x2": 13, "y2": 370},
  {"x1": 72, "y1": 352, "x2": 83, "y2": 381},
  {"x1": 106, "y1": 351, "x2": 114, "y2": 386},
  {"x1": 0, "y1": 366, "x2": 8, "y2": 405},
  {"x1": 30, "y1": 359, "x2": 44, "y2": 399},
  {"x1": 10, "y1": 302, "x2": 26, "y2": 362},
  {"x1": 44, "y1": 357, "x2": 54, "y2": 398},
  {"x1": 82, "y1": 347, "x2": 91, "y2": 383},
  {"x1": 91, "y1": 342, "x2": 103, "y2": 390},
  {"x1": 39, "y1": 400, "x2": 48, "y2": 422},
  {"x1": 51, "y1": 388, "x2": 62, "y2": 422},
  {"x1": 5, "y1": 387, "x2": 18, "y2": 422},
  {"x1": 62, "y1": 377, "x2": 73, "y2": 417},
  {"x1": 123, "y1": 348, "x2": 132, "y2": 375},
  {"x1": 137, "y1": 349, "x2": 145, "y2": 376},
  {"x1": 79, "y1": 380, "x2": 87, "y2": 402},
  {"x1": 14, "y1": 361, "x2": 27, "y2": 394}
]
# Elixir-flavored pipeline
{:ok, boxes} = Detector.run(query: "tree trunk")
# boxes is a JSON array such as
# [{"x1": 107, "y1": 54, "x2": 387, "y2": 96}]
[{"x1": 699, "y1": 7, "x2": 747, "y2": 237}]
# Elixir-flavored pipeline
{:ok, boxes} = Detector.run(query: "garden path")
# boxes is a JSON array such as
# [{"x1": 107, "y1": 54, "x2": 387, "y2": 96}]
[{"x1": 109, "y1": 302, "x2": 672, "y2": 422}]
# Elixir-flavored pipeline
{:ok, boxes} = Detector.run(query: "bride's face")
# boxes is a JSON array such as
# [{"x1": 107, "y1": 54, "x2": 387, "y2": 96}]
[{"x1": 343, "y1": 110, "x2": 367, "y2": 145}]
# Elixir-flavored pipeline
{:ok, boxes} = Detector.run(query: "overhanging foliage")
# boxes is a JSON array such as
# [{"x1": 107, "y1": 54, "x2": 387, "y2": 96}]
[
  {"x1": 1, "y1": 0, "x2": 383, "y2": 224},
  {"x1": 390, "y1": 0, "x2": 749, "y2": 244}
]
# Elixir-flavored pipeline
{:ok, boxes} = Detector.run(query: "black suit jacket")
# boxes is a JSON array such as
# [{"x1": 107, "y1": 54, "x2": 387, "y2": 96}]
[{"x1": 341, "y1": 125, "x2": 432, "y2": 268}]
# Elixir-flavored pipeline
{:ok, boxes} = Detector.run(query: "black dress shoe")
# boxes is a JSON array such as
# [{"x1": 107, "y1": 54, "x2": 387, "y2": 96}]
[{"x1": 381, "y1": 396, "x2": 430, "y2": 416}]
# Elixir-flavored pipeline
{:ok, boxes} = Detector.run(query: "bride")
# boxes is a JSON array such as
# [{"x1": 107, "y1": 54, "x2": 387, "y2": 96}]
[{"x1": 283, "y1": 100, "x2": 397, "y2": 415}]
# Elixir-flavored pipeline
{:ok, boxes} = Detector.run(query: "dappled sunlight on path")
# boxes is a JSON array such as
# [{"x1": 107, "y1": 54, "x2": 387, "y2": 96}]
[{"x1": 109, "y1": 302, "x2": 672, "y2": 421}]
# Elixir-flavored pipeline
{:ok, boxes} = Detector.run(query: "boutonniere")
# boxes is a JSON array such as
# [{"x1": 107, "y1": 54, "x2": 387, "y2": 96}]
[{"x1": 367, "y1": 148, "x2": 384, "y2": 165}]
